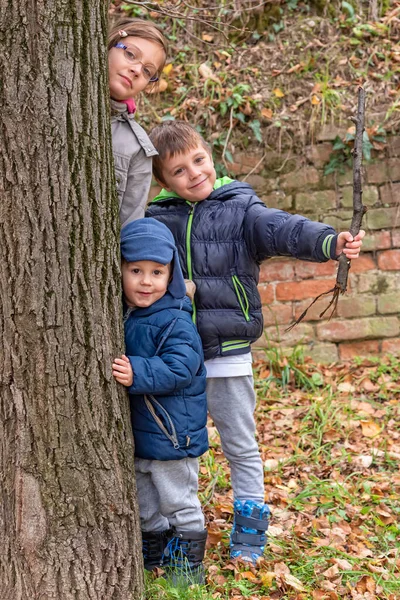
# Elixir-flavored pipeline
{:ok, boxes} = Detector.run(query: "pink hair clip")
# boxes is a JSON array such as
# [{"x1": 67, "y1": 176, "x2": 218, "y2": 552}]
[{"x1": 118, "y1": 30, "x2": 128, "y2": 38}]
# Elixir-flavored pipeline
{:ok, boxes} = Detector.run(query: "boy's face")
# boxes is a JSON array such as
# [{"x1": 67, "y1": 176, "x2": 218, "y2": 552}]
[
  {"x1": 122, "y1": 260, "x2": 170, "y2": 308},
  {"x1": 159, "y1": 144, "x2": 217, "y2": 203}
]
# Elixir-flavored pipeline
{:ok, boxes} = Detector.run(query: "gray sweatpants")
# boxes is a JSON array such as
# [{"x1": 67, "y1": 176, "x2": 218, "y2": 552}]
[
  {"x1": 206, "y1": 375, "x2": 265, "y2": 502},
  {"x1": 134, "y1": 457, "x2": 205, "y2": 532}
]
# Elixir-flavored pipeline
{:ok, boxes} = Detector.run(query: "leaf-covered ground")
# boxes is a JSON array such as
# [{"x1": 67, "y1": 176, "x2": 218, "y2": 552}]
[{"x1": 146, "y1": 350, "x2": 400, "y2": 599}]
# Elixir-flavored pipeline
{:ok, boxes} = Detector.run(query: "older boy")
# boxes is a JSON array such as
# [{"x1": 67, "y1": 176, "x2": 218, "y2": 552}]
[{"x1": 147, "y1": 120, "x2": 364, "y2": 564}]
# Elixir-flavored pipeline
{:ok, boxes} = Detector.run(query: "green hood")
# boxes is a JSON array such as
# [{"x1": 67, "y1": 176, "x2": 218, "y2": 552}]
[{"x1": 151, "y1": 176, "x2": 234, "y2": 204}]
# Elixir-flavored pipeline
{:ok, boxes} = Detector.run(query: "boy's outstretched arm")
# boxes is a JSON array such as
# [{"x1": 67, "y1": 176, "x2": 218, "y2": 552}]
[
  {"x1": 335, "y1": 230, "x2": 365, "y2": 259},
  {"x1": 112, "y1": 354, "x2": 133, "y2": 387}
]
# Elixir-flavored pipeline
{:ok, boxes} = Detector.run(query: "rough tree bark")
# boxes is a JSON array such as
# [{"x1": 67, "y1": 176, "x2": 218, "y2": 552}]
[{"x1": 0, "y1": 1, "x2": 143, "y2": 599}]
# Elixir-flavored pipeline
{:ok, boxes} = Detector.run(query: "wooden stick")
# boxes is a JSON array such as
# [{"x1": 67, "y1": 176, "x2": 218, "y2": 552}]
[{"x1": 286, "y1": 86, "x2": 367, "y2": 331}]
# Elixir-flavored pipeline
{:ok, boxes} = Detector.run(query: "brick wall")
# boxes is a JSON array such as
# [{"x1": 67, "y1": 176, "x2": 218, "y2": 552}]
[{"x1": 230, "y1": 130, "x2": 400, "y2": 362}]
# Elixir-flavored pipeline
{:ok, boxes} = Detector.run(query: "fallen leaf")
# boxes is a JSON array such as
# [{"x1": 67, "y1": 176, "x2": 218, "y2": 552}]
[
  {"x1": 352, "y1": 455, "x2": 373, "y2": 468},
  {"x1": 273, "y1": 88, "x2": 285, "y2": 98},
  {"x1": 147, "y1": 78, "x2": 168, "y2": 93},
  {"x1": 238, "y1": 571, "x2": 259, "y2": 582},
  {"x1": 338, "y1": 382, "x2": 355, "y2": 393},
  {"x1": 260, "y1": 572, "x2": 276, "y2": 587},
  {"x1": 162, "y1": 63, "x2": 173, "y2": 75},
  {"x1": 282, "y1": 573, "x2": 306, "y2": 591},
  {"x1": 360, "y1": 420, "x2": 381, "y2": 438},
  {"x1": 322, "y1": 564, "x2": 339, "y2": 578},
  {"x1": 261, "y1": 108, "x2": 273, "y2": 119},
  {"x1": 198, "y1": 62, "x2": 220, "y2": 83}
]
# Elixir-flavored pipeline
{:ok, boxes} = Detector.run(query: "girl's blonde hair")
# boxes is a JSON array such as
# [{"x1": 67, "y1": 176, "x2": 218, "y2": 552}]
[{"x1": 108, "y1": 17, "x2": 168, "y2": 78}]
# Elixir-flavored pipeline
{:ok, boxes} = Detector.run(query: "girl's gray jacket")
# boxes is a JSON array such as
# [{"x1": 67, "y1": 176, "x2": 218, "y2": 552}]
[{"x1": 111, "y1": 99, "x2": 157, "y2": 227}]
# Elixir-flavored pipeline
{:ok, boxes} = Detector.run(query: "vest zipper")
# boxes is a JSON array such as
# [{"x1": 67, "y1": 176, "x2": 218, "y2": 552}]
[{"x1": 185, "y1": 202, "x2": 196, "y2": 323}]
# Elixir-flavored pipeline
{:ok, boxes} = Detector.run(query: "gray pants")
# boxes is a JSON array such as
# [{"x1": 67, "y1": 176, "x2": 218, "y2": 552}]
[
  {"x1": 135, "y1": 457, "x2": 205, "y2": 532},
  {"x1": 206, "y1": 375, "x2": 265, "y2": 502}
]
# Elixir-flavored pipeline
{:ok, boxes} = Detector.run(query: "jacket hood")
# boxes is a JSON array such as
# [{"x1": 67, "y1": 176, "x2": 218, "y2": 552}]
[
  {"x1": 151, "y1": 178, "x2": 254, "y2": 205},
  {"x1": 121, "y1": 218, "x2": 187, "y2": 299}
]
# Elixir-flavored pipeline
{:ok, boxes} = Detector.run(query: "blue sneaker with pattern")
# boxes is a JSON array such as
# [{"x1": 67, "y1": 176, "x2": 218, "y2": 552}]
[{"x1": 230, "y1": 500, "x2": 270, "y2": 564}]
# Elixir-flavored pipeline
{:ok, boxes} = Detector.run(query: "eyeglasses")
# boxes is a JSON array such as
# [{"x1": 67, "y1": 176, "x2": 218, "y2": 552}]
[{"x1": 114, "y1": 43, "x2": 159, "y2": 82}]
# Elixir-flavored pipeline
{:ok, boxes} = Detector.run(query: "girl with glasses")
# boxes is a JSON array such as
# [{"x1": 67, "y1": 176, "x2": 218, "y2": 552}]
[{"x1": 108, "y1": 18, "x2": 168, "y2": 227}]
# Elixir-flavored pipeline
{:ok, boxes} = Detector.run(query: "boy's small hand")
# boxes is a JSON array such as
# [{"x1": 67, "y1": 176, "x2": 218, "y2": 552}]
[
  {"x1": 112, "y1": 354, "x2": 133, "y2": 387},
  {"x1": 336, "y1": 230, "x2": 365, "y2": 259},
  {"x1": 184, "y1": 279, "x2": 196, "y2": 301}
]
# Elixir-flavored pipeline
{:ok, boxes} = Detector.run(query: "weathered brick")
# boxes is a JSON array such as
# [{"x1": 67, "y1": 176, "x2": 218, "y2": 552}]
[
  {"x1": 261, "y1": 191, "x2": 293, "y2": 211},
  {"x1": 262, "y1": 322, "x2": 314, "y2": 345},
  {"x1": 341, "y1": 185, "x2": 379, "y2": 208},
  {"x1": 388, "y1": 158, "x2": 400, "y2": 181},
  {"x1": 392, "y1": 230, "x2": 400, "y2": 247},
  {"x1": 294, "y1": 261, "x2": 337, "y2": 279},
  {"x1": 336, "y1": 295, "x2": 376, "y2": 318},
  {"x1": 366, "y1": 207, "x2": 399, "y2": 229},
  {"x1": 347, "y1": 254, "x2": 376, "y2": 273},
  {"x1": 280, "y1": 167, "x2": 319, "y2": 192},
  {"x1": 379, "y1": 182, "x2": 400, "y2": 205},
  {"x1": 307, "y1": 343, "x2": 339, "y2": 363},
  {"x1": 382, "y1": 337, "x2": 400, "y2": 355},
  {"x1": 229, "y1": 162, "x2": 243, "y2": 175},
  {"x1": 356, "y1": 272, "x2": 400, "y2": 294},
  {"x1": 262, "y1": 304, "x2": 293, "y2": 326},
  {"x1": 317, "y1": 316, "x2": 400, "y2": 342},
  {"x1": 258, "y1": 284, "x2": 275, "y2": 304},
  {"x1": 366, "y1": 162, "x2": 389, "y2": 184},
  {"x1": 322, "y1": 212, "x2": 353, "y2": 231},
  {"x1": 242, "y1": 174, "x2": 266, "y2": 190},
  {"x1": 377, "y1": 293, "x2": 400, "y2": 314},
  {"x1": 361, "y1": 231, "x2": 391, "y2": 252},
  {"x1": 294, "y1": 297, "x2": 334, "y2": 322},
  {"x1": 316, "y1": 125, "x2": 346, "y2": 142},
  {"x1": 259, "y1": 259, "x2": 295, "y2": 282},
  {"x1": 235, "y1": 151, "x2": 265, "y2": 170},
  {"x1": 306, "y1": 143, "x2": 333, "y2": 168},
  {"x1": 378, "y1": 249, "x2": 400, "y2": 271},
  {"x1": 387, "y1": 136, "x2": 400, "y2": 157},
  {"x1": 295, "y1": 190, "x2": 337, "y2": 213},
  {"x1": 336, "y1": 168, "x2": 353, "y2": 186},
  {"x1": 276, "y1": 279, "x2": 336, "y2": 301},
  {"x1": 339, "y1": 340, "x2": 381, "y2": 360}
]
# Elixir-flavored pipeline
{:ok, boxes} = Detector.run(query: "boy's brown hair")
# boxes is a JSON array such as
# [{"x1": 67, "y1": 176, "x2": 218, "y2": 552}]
[
  {"x1": 149, "y1": 120, "x2": 211, "y2": 184},
  {"x1": 108, "y1": 17, "x2": 168, "y2": 81}
]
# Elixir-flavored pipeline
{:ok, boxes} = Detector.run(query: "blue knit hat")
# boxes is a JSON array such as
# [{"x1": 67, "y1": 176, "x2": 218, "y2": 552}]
[{"x1": 120, "y1": 218, "x2": 187, "y2": 299}]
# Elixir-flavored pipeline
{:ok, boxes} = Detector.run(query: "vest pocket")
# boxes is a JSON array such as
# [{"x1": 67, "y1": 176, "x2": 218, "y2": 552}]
[{"x1": 231, "y1": 275, "x2": 250, "y2": 322}]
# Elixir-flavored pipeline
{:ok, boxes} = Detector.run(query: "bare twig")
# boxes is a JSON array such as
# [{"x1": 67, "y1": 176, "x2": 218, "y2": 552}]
[
  {"x1": 222, "y1": 106, "x2": 235, "y2": 171},
  {"x1": 286, "y1": 86, "x2": 367, "y2": 331},
  {"x1": 242, "y1": 152, "x2": 266, "y2": 181}
]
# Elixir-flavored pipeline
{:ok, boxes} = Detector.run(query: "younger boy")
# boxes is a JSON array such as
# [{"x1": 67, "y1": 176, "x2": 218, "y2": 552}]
[
  {"x1": 112, "y1": 218, "x2": 208, "y2": 582},
  {"x1": 147, "y1": 120, "x2": 365, "y2": 564}
]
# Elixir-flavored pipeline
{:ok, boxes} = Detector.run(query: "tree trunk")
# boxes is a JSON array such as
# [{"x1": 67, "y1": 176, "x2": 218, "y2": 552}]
[{"x1": 0, "y1": 1, "x2": 143, "y2": 598}]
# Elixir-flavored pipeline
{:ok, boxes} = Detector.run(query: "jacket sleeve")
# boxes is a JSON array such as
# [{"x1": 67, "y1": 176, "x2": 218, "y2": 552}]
[
  {"x1": 244, "y1": 197, "x2": 338, "y2": 263},
  {"x1": 119, "y1": 150, "x2": 153, "y2": 228},
  {"x1": 126, "y1": 318, "x2": 203, "y2": 396}
]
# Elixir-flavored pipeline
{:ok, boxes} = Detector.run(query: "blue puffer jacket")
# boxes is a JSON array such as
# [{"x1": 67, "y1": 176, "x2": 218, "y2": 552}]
[
  {"x1": 147, "y1": 179, "x2": 338, "y2": 361},
  {"x1": 125, "y1": 293, "x2": 208, "y2": 461}
]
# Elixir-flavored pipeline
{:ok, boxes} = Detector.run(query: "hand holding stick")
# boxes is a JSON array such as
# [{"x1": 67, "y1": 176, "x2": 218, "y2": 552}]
[{"x1": 287, "y1": 86, "x2": 367, "y2": 330}]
